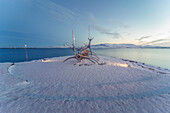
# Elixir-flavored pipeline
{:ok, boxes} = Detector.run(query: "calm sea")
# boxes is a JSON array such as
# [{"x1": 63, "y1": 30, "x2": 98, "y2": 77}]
[{"x1": 0, "y1": 48, "x2": 170, "y2": 69}]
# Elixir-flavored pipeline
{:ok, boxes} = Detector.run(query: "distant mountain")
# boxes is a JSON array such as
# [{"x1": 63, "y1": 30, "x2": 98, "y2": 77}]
[{"x1": 91, "y1": 43, "x2": 169, "y2": 48}]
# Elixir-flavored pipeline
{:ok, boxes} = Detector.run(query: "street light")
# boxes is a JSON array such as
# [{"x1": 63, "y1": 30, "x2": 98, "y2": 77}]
[{"x1": 25, "y1": 45, "x2": 28, "y2": 61}]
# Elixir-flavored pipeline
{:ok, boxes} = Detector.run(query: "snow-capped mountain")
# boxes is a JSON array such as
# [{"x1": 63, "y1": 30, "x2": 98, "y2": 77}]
[{"x1": 91, "y1": 43, "x2": 167, "y2": 48}]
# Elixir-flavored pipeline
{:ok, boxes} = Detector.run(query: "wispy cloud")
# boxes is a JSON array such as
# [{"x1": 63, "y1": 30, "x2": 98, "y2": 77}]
[
  {"x1": 136, "y1": 30, "x2": 170, "y2": 46},
  {"x1": 144, "y1": 31, "x2": 170, "y2": 46},
  {"x1": 29, "y1": 0, "x2": 77, "y2": 23},
  {"x1": 142, "y1": 39, "x2": 166, "y2": 45},
  {"x1": 108, "y1": 19, "x2": 129, "y2": 28},
  {"x1": 152, "y1": 40, "x2": 170, "y2": 46},
  {"x1": 89, "y1": 13, "x2": 122, "y2": 39},
  {"x1": 0, "y1": 29, "x2": 57, "y2": 41},
  {"x1": 137, "y1": 36, "x2": 151, "y2": 41},
  {"x1": 92, "y1": 24, "x2": 121, "y2": 38},
  {"x1": 89, "y1": 13, "x2": 97, "y2": 22}
]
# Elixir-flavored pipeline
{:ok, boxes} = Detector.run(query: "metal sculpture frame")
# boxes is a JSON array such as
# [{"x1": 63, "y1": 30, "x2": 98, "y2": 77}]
[{"x1": 63, "y1": 30, "x2": 99, "y2": 64}]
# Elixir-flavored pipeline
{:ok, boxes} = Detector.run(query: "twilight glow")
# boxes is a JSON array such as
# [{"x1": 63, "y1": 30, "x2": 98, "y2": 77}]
[{"x1": 0, "y1": 0, "x2": 170, "y2": 47}]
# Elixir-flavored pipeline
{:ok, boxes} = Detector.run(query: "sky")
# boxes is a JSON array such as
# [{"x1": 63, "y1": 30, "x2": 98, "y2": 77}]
[{"x1": 0, "y1": 0, "x2": 170, "y2": 47}]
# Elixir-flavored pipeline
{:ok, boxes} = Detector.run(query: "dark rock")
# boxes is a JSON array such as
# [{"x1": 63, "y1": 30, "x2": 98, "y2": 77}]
[{"x1": 11, "y1": 63, "x2": 15, "y2": 66}]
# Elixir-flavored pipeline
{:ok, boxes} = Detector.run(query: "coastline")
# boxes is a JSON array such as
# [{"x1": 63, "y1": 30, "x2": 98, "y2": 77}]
[{"x1": 1, "y1": 48, "x2": 170, "y2": 70}]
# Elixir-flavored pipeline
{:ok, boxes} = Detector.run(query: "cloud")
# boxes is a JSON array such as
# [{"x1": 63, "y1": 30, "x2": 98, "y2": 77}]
[
  {"x1": 142, "y1": 39, "x2": 166, "y2": 45},
  {"x1": 89, "y1": 13, "x2": 122, "y2": 38},
  {"x1": 89, "y1": 12, "x2": 98, "y2": 22},
  {"x1": 108, "y1": 19, "x2": 129, "y2": 28},
  {"x1": 91, "y1": 24, "x2": 121, "y2": 38},
  {"x1": 152, "y1": 40, "x2": 170, "y2": 46},
  {"x1": 29, "y1": 0, "x2": 77, "y2": 23},
  {"x1": 0, "y1": 29, "x2": 57, "y2": 41},
  {"x1": 137, "y1": 36, "x2": 151, "y2": 41},
  {"x1": 136, "y1": 30, "x2": 170, "y2": 45},
  {"x1": 112, "y1": 32, "x2": 122, "y2": 38}
]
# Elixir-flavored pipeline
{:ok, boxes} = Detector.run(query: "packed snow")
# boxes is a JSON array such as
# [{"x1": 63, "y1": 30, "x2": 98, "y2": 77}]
[{"x1": 0, "y1": 56, "x2": 170, "y2": 113}]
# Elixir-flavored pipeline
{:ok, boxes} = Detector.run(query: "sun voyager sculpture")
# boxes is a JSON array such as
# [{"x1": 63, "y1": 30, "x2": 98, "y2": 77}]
[{"x1": 63, "y1": 29, "x2": 99, "y2": 64}]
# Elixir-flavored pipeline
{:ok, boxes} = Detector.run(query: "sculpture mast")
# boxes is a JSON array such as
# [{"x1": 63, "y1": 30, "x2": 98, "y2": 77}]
[
  {"x1": 72, "y1": 30, "x2": 76, "y2": 54},
  {"x1": 88, "y1": 26, "x2": 90, "y2": 39}
]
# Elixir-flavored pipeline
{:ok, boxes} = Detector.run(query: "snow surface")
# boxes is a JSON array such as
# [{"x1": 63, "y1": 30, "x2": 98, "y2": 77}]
[{"x1": 0, "y1": 56, "x2": 170, "y2": 113}]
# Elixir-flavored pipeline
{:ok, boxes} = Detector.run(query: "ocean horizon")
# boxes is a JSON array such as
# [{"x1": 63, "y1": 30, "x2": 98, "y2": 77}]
[{"x1": 0, "y1": 48, "x2": 170, "y2": 70}]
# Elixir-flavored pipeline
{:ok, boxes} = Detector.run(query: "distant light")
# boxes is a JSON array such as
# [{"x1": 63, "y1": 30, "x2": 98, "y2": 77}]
[
  {"x1": 41, "y1": 59, "x2": 57, "y2": 62},
  {"x1": 114, "y1": 63, "x2": 129, "y2": 67},
  {"x1": 107, "y1": 62, "x2": 129, "y2": 67},
  {"x1": 25, "y1": 45, "x2": 27, "y2": 47}
]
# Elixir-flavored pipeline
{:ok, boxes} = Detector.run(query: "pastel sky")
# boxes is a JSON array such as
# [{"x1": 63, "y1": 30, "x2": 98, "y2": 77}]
[{"x1": 0, "y1": 0, "x2": 170, "y2": 47}]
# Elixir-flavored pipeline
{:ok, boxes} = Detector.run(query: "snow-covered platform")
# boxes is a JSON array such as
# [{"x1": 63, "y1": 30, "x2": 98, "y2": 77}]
[{"x1": 0, "y1": 56, "x2": 170, "y2": 113}]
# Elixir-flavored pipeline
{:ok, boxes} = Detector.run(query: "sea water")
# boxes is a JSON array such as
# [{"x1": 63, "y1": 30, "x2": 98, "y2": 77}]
[{"x1": 0, "y1": 48, "x2": 170, "y2": 69}]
